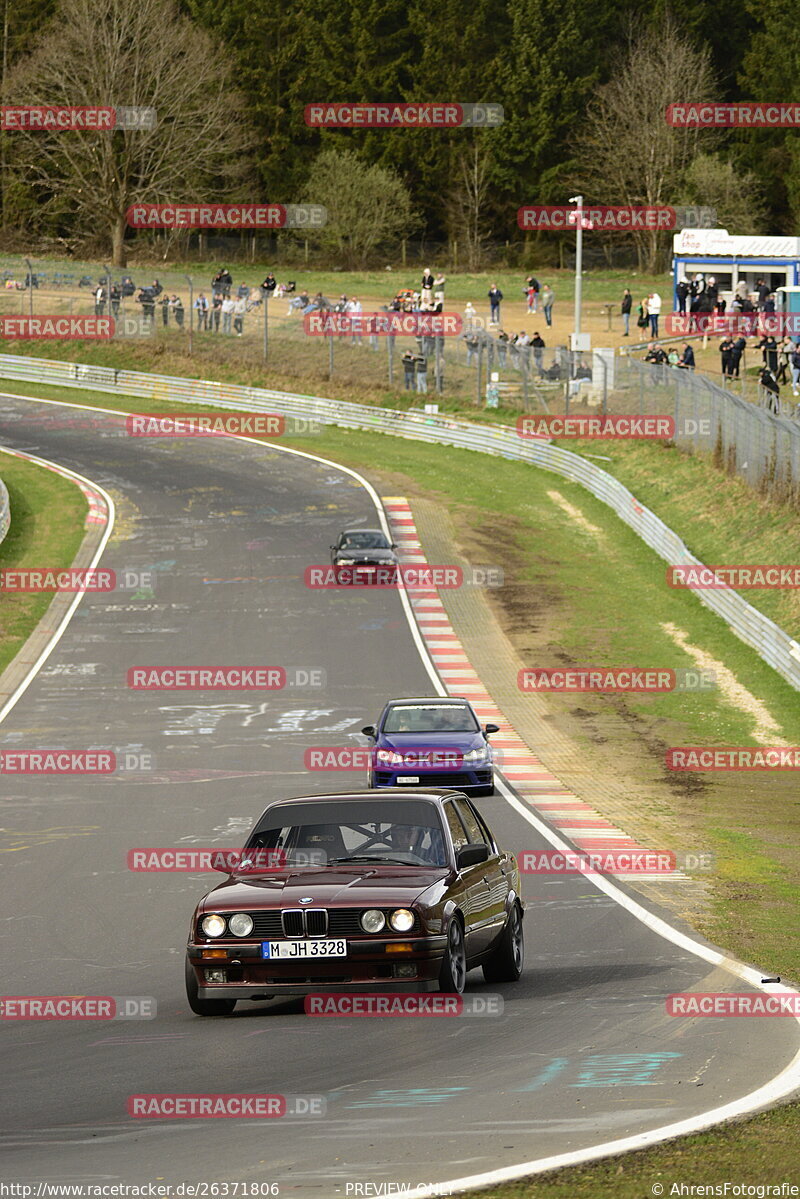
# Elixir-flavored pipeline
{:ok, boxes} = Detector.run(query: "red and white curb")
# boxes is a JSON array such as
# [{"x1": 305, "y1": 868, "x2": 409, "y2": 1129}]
[
  {"x1": 384, "y1": 496, "x2": 689, "y2": 883},
  {"x1": 5, "y1": 448, "x2": 110, "y2": 529}
]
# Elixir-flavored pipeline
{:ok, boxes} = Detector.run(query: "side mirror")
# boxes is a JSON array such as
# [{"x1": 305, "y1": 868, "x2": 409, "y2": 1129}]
[
  {"x1": 361, "y1": 725, "x2": 377, "y2": 739},
  {"x1": 457, "y1": 843, "x2": 490, "y2": 869},
  {"x1": 484, "y1": 723, "x2": 500, "y2": 735}
]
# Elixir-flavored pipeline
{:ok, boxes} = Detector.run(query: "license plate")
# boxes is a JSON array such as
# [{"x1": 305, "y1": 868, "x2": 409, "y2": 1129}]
[
  {"x1": 397, "y1": 776, "x2": 420, "y2": 784},
  {"x1": 261, "y1": 939, "x2": 347, "y2": 959}
]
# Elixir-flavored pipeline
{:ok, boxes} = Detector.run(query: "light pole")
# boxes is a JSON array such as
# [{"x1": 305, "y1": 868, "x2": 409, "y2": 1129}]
[
  {"x1": 569, "y1": 195, "x2": 584, "y2": 343},
  {"x1": 184, "y1": 274, "x2": 193, "y2": 355},
  {"x1": 24, "y1": 256, "x2": 33, "y2": 315}
]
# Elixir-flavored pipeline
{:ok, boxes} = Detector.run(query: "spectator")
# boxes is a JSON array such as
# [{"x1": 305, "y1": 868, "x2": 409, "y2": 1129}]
[
  {"x1": 719, "y1": 336, "x2": 734, "y2": 378},
  {"x1": 221, "y1": 294, "x2": 235, "y2": 334},
  {"x1": 763, "y1": 292, "x2": 776, "y2": 314},
  {"x1": 159, "y1": 293, "x2": 170, "y2": 327},
  {"x1": 261, "y1": 272, "x2": 277, "y2": 298},
  {"x1": 496, "y1": 330, "x2": 509, "y2": 367},
  {"x1": 756, "y1": 278, "x2": 771, "y2": 310},
  {"x1": 120, "y1": 275, "x2": 135, "y2": 298},
  {"x1": 289, "y1": 289, "x2": 310, "y2": 313},
  {"x1": 648, "y1": 291, "x2": 662, "y2": 337},
  {"x1": 637, "y1": 297, "x2": 649, "y2": 339},
  {"x1": 675, "y1": 277, "x2": 690, "y2": 315},
  {"x1": 792, "y1": 343, "x2": 800, "y2": 397},
  {"x1": 110, "y1": 283, "x2": 121, "y2": 318},
  {"x1": 531, "y1": 331, "x2": 545, "y2": 374},
  {"x1": 621, "y1": 288, "x2": 632, "y2": 336},
  {"x1": 689, "y1": 275, "x2": 704, "y2": 313},
  {"x1": 759, "y1": 334, "x2": 778, "y2": 374},
  {"x1": 194, "y1": 292, "x2": 208, "y2": 331},
  {"x1": 705, "y1": 276, "x2": 718, "y2": 310},
  {"x1": 759, "y1": 365, "x2": 780, "y2": 412},
  {"x1": 346, "y1": 296, "x2": 363, "y2": 344},
  {"x1": 233, "y1": 295, "x2": 246, "y2": 335},
  {"x1": 525, "y1": 275, "x2": 540, "y2": 313},
  {"x1": 151, "y1": 279, "x2": 163, "y2": 298},
  {"x1": 678, "y1": 343, "x2": 695, "y2": 370},
  {"x1": 644, "y1": 341, "x2": 667, "y2": 365},
  {"x1": 729, "y1": 335, "x2": 747, "y2": 378},
  {"x1": 421, "y1": 268, "x2": 434, "y2": 307},
  {"x1": 488, "y1": 283, "x2": 503, "y2": 325},
  {"x1": 464, "y1": 301, "x2": 478, "y2": 330},
  {"x1": 402, "y1": 349, "x2": 415, "y2": 390},
  {"x1": 464, "y1": 331, "x2": 479, "y2": 365},
  {"x1": 414, "y1": 351, "x2": 428, "y2": 393},
  {"x1": 94, "y1": 284, "x2": 106, "y2": 316},
  {"x1": 171, "y1": 295, "x2": 185, "y2": 329},
  {"x1": 667, "y1": 347, "x2": 680, "y2": 367},
  {"x1": 777, "y1": 335, "x2": 793, "y2": 385},
  {"x1": 302, "y1": 291, "x2": 328, "y2": 316},
  {"x1": 210, "y1": 293, "x2": 222, "y2": 332},
  {"x1": 735, "y1": 279, "x2": 749, "y2": 304},
  {"x1": 541, "y1": 283, "x2": 554, "y2": 327},
  {"x1": 434, "y1": 273, "x2": 446, "y2": 309},
  {"x1": 136, "y1": 287, "x2": 155, "y2": 326}
]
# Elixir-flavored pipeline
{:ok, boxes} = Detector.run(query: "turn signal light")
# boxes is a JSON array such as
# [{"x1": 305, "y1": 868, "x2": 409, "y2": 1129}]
[
  {"x1": 200, "y1": 949, "x2": 228, "y2": 960},
  {"x1": 385, "y1": 942, "x2": 414, "y2": 953}
]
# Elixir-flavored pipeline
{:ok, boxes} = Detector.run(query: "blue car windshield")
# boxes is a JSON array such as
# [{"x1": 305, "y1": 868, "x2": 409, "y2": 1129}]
[
  {"x1": 249, "y1": 799, "x2": 447, "y2": 867},
  {"x1": 383, "y1": 703, "x2": 480, "y2": 734}
]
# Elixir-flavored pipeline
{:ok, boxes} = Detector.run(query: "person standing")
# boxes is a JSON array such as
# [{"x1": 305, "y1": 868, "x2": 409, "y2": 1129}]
[
  {"x1": 648, "y1": 291, "x2": 662, "y2": 337},
  {"x1": 719, "y1": 337, "x2": 734, "y2": 379},
  {"x1": 171, "y1": 295, "x2": 185, "y2": 329},
  {"x1": 194, "y1": 292, "x2": 208, "y2": 332},
  {"x1": 159, "y1": 293, "x2": 170, "y2": 327},
  {"x1": 637, "y1": 297, "x2": 649, "y2": 340},
  {"x1": 402, "y1": 349, "x2": 415, "y2": 390},
  {"x1": 531, "y1": 331, "x2": 545, "y2": 374},
  {"x1": 496, "y1": 330, "x2": 508, "y2": 367},
  {"x1": 759, "y1": 333, "x2": 778, "y2": 374},
  {"x1": 621, "y1": 288, "x2": 632, "y2": 336},
  {"x1": 433, "y1": 272, "x2": 446, "y2": 311},
  {"x1": 94, "y1": 284, "x2": 106, "y2": 316},
  {"x1": 488, "y1": 283, "x2": 503, "y2": 325},
  {"x1": 210, "y1": 293, "x2": 222, "y2": 332},
  {"x1": 540, "y1": 283, "x2": 554, "y2": 327},
  {"x1": 233, "y1": 295, "x2": 246, "y2": 336},
  {"x1": 676, "y1": 277, "x2": 690, "y2": 315},
  {"x1": 221, "y1": 294, "x2": 235, "y2": 334},
  {"x1": 346, "y1": 296, "x2": 363, "y2": 345},
  {"x1": 421, "y1": 268, "x2": 434, "y2": 307},
  {"x1": 729, "y1": 336, "x2": 747, "y2": 378},
  {"x1": 525, "y1": 275, "x2": 540, "y2": 313},
  {"x1": 414, "y1": 351, "x2": 428, "y2": 393}
]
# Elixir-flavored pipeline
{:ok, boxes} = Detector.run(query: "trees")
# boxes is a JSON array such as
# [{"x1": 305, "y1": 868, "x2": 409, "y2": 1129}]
[
  {"x1": 301, "y1": 148, "x2": 416, "y2": 267},
  {"x1": 571, "y1": 17, "x2": 716, "y2": 271},
  {"x1": 2, "y1": 0, "x2": 254, "y2": 264},
  {"x1": 680, "y1": 153, "x2": 767, "y2": 236}
]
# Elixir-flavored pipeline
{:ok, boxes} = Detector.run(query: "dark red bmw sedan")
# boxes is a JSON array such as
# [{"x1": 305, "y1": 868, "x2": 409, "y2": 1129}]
[{"x1": 185, "y1": 788, "x2": 523, "y2": 1016}]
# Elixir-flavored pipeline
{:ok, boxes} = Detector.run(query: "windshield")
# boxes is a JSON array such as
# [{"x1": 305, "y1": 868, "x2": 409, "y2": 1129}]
[
  {"x1": 248, "y1": 799, "x2": 447, "y2": 867},
  {"x1": 341, "y1": 531, "x2": 390, "y2": 549},
  {"x1": 383, "y1": 703, "x2": 479, "y2": 734}
]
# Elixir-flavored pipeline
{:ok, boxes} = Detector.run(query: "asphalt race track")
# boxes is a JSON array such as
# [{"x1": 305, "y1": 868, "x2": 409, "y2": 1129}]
[{"x1": 1, "y1": 393, "x2": 798, "y2": 1194}]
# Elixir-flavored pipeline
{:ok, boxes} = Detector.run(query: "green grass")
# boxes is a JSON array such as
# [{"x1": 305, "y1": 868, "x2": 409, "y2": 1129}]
[{"x1": 0, "y1": 450, "x2": 87, "y2": 675}]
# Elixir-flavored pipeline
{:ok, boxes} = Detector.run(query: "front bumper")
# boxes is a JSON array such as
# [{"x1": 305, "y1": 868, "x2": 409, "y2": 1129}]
[
  {"x1": 372, "y1": 768, "x2": 493, "y2": 790},
  {"x1": 187, "y1": 934, "x2": 447, "y2": 999}
]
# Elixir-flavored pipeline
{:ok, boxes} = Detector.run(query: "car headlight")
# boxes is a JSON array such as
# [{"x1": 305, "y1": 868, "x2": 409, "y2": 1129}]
[
  {"x1": 337, "y1": 558, "x2": 356, "y2": 565},
  {"x1": 360, "y1": 909, "x2": 386, "y2": 933},
  {"x1": 201, "y1": 913, "x2": 227, "y2": 937},
  {"x1": 228, "y1": 912, "x2": 254, "y2": 937},
  {"x1": 463, "y1": 748, "x2": 488, "y2": 762},
  {"x1": 390, "y1": 908, "x2": 414, "y2": 932},
  {"x1": 376, "y1": 749, "x2": 404, "y2": 766}
]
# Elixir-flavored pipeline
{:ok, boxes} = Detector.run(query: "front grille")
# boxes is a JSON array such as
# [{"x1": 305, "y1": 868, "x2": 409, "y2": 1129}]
[
  {"x1": 281, "y1": 910, "x2": 305, "y2": 937},
  {"x1": 305, "y1": 909, "x2": 328, "y2": 936}
]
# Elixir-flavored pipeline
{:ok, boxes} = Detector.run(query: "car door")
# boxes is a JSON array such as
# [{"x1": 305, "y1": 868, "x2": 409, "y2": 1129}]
[
  {"x1": 442, "y1": 800, "x2": 488, "y2": 960},
  {"x1": 453, "y1": 798, "x2": 506, "y2": 954}
]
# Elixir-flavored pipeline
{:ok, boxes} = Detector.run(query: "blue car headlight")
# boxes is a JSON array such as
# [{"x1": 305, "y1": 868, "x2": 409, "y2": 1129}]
[
  {"x1": 463, "y1": 748, "x2": 489, "y2": 763},
  {"x1": 376, "y1": 749, "x2": 404, "y2": 766}
]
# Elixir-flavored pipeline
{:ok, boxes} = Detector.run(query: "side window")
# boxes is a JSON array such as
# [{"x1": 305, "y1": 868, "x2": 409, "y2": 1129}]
[
  {"x1": 464, "y1": 801, "x2": 497, "y2": 852},
  {"x1": 455, "y1": 799, "x2": 488, "y2": 846},
  {"x1": 443, "y1": 802, "x2": 469, "y2": 852}
]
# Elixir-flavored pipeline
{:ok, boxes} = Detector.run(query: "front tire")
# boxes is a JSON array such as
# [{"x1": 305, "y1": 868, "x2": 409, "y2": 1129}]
[
  {"x1": 482, "y1": 902, "x2": 524, "y2": 983},
  {"x1": 185, "y1": 956, "x2": 237, "y2": 1016},
  {"x1": 438, "y1": 918, "x2": 467, "y2": 994}
]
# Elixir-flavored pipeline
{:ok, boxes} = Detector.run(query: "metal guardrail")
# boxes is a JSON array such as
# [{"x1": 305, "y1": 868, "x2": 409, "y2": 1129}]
[
  {"x1": 0, "y1": 475, "x2": 8, "y2": 545},
  {"x1": 0, "y1": 351, "x2": 798, "y2": 692}
]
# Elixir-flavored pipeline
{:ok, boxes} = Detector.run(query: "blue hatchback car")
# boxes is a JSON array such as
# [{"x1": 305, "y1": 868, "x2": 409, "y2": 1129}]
[{"x1": 362, "y1": 697, "x2": 498, "y2": 796}]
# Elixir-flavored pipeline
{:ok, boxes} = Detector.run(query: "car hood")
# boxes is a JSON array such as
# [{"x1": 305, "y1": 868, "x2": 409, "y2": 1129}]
[
  {"x1": 200, "y1": 867, "x2": 449, "y2": 912},
  {"x1": 378, "y1": 731, "x2": 486, "y2": 753}
]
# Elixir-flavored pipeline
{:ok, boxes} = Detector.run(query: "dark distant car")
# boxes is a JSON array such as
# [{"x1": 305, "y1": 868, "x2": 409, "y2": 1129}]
[
  {"x1": 362, "y1": 698, "x2": 498, "y2": 796},
  {"x1": 185, "y1": 788, "x2": 523, "y2": 1015},
  {"x1": 330, "y1": 528, "x2": 399, "y2": 581}
]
